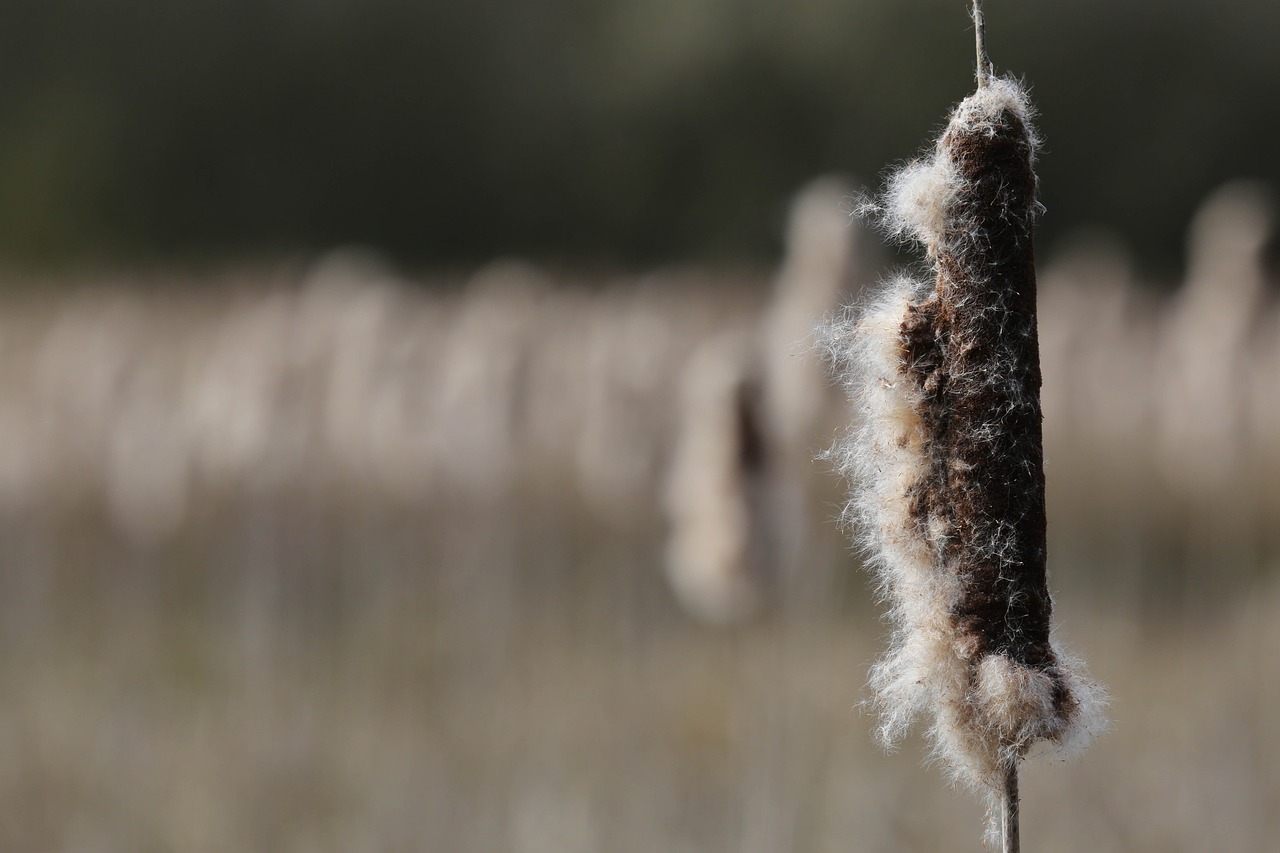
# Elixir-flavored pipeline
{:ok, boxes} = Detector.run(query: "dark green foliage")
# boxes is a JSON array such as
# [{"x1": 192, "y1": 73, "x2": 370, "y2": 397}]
[{"x1": 0, "y1": 0, "x2": 1275, "y2": 272}]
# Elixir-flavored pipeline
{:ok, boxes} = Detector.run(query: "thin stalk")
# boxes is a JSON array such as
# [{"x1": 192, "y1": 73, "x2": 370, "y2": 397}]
[
  {"x1": 973, "y1": 0, "x2": 991, "y2": 88},
  {"x1": 1000, "y1": 761, "x2": 1020, "y2": 853}
]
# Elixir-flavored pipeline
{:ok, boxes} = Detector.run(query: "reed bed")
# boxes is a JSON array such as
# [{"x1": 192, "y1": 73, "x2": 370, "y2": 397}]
[
  {"x1": 0, "y1": 182, "x2": 1276, "y2": 579},
  {"x1": 0, "y1": 178, "x2": 1277, "y2": 849}
]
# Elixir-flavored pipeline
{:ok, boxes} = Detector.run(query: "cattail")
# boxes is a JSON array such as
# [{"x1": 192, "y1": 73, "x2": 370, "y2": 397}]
[
  {"x1": 822, "y1": 6, "x2": 1105, "y2": 847},
  {"x1": 1156, "y1": 181, "x2": 1273, "y2": 499},
  {"x1": 665, "y1": 177, "x2": 858, "y2": 623},
  {"x1": 664, "y1": 329, "x2": 772, "y2": 624}
]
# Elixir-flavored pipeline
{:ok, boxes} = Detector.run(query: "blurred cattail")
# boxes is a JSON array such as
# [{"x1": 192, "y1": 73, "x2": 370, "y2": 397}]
[
  {"x1": 1156, "y1": 181, "x2": 1273, "y2": 498},
  {"x1": 664, "y1": 177, "x2": 859, "y2": 622},
  {"x1": 761, "y1": 175, "x2": 862, "y2": 455},
  {"x1": 663, "y1": 329, "x2": 772, "y2": 624},
  {"x1": 822, "y1": 65, "x2": 1105, "y2": 844}
]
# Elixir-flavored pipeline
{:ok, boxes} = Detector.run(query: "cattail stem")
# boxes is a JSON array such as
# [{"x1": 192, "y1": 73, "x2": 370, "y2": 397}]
[
  {"x1": 1000, "y1": 761, "x2": 1020, "y2": 853},
  {"x1": 973, "y1": 0, "x2": 991, "y2": 88}
]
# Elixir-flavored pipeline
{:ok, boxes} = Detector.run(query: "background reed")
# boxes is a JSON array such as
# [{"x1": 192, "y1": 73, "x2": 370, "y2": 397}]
[{"x1": 0, "y1": 174, "x2": 1277, "y2": 848}]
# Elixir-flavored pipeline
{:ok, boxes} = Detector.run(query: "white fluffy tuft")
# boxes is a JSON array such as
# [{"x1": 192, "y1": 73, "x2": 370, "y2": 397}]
[
  {"x1": 821, "y1": 276, "x2": 965, "y2": 752},
  {"x1": 950, "y1": 77, "x2": 1038, "y2": 143},
  {"x1": 870, "y1": 77, "x2": 1040, "y2": 258},
  {"x1": 881, "y1": 157, "x2": 961, "y2": 254}
]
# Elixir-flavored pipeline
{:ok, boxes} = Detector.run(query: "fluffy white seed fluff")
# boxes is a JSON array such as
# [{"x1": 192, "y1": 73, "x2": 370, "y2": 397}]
[{"x1": 872, "y1": 78, "x2": 1041, "y2": 259}]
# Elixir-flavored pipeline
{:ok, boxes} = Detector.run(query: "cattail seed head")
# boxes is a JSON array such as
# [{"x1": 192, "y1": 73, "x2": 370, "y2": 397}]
[{"x1": 823, "y1": 77, "x2": 1105, "y2": 825}]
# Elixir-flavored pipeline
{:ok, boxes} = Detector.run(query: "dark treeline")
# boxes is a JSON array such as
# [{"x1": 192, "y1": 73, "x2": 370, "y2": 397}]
[{"x1": 2, "y1": 0, "x2": 1277, "y2": 275}]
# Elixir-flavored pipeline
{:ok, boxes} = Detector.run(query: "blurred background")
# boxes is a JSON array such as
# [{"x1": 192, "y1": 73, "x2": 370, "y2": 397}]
[{"x1": 2, "y1": 1, "x2": 1279, "y2": 850}]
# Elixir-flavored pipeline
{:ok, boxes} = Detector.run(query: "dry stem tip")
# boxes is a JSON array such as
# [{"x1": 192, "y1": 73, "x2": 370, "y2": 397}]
[
  {"x1": 1000, "y1": 760, "x2": 1020, "y2": 853},
  {"x1": 973, "y1": 0, "x2": 992, "y2": 88}
]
